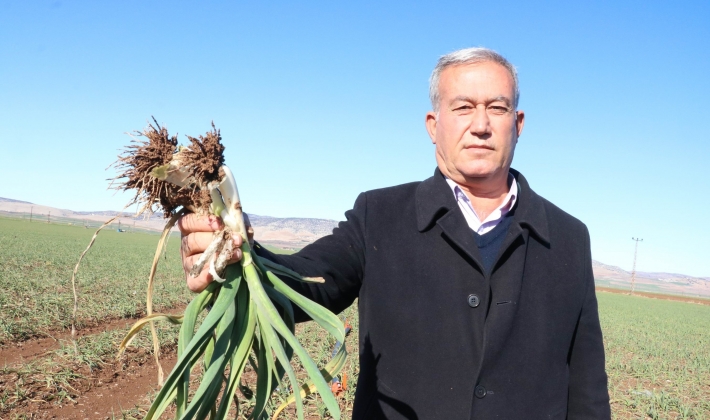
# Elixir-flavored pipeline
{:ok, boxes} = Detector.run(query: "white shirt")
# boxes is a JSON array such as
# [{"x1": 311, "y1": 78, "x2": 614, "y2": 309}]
[{"x1": 445, "y1": 173, "x2": 518, "y2": 235}]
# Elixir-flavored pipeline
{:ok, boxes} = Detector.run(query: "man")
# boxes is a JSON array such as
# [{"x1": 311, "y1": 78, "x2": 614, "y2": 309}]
[{"x1": 180, "y1": 48, "x2": 611, "y2": 419}]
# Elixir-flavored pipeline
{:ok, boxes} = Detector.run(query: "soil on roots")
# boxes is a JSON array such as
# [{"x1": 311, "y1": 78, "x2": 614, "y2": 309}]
[{"x1": 112, "y1": 119, "x2": 226, "y2": 218}]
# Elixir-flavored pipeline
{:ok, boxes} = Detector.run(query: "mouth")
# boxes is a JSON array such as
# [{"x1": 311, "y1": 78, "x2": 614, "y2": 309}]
[{"x1": 464, "y1": 144, "x2": 494, "y2": 151}]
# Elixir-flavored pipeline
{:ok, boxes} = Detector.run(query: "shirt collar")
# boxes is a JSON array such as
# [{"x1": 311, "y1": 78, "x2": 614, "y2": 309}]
[
  {"x1": 444, "y1": 173, "x2": 518, "y2": 226},
  {"x1": 416, "y1": 168, "x2": 549, "y2": 244}
]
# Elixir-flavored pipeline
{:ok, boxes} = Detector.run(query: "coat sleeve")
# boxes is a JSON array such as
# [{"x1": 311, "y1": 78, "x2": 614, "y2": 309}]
[
  {"x1": 253, "y1": 193, "x2": 367, "y2": 320},
  {"x1": 567, "y1": 226, "x2": 611, "y2": 419}
]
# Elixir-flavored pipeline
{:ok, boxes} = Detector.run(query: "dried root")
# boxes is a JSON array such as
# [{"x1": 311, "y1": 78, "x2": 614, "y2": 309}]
[
  {"x1": 111, "y1": 117, "x2": 225, "y2": 217},
  {"x1": 112, "y1": 118, "x2": 347, "y2": 420}
]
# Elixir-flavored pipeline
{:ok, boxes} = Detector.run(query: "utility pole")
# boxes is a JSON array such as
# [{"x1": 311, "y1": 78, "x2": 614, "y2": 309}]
[
  {"x1": 630, "y1": 237, "x2": 643, "y2": 295},
  {"x1": 30, "y1": 206, "x2": 33, "y2": 222},
  {"x1": 47, "y1": 211, "x2": 50, "y2": 224}
]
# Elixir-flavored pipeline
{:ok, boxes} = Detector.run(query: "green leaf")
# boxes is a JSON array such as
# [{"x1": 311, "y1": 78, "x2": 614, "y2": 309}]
[
  {"x1": 251, "y1": 318, "x2": 274, "y2": 420},
  {"x1": 244, "y1": 264, "x2": 341, "y2": 420},
  {"x1": 257, "y1": 309, "x2": 305, "y2": 420},
  {"x1": 265, "y1": 271, "x2": 345, "y2": 343},
  {"x1": 215, "y1": 289, "x2": 257, "y2": 420},
  {"x1": 185, "y1": 294, "x2": 238, "y2": 420},
  {"x1": 176, "y1": 281, "x2": 219, "y2": 418},
  {"x1": 257, "y1": 256, "x2": 325, "y2": 283},
  {"x1": 145, "y1": 267, "x2": 242, "y2": 420},
  {"x1": 271, "y1": 342, "x2": 348, "y2": 419}
]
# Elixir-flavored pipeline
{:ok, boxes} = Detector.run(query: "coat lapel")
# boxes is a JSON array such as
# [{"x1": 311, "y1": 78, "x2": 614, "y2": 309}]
[
  {"x1": 416, "y1": 168, "x2": 484, "y2": 272},
  {"x1": 416, "y1": 168, "x2": 553, "y2": 373},
  {"x1": 479, "y1": 170, "x2": 551, "y2": 374},
  {"x1": 415, "y1": 169, "x2": 550, "y2": 374}
]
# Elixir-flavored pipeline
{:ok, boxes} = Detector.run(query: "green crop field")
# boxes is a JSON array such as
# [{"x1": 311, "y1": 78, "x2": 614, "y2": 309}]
[
  {"x1": 0, "y1": 216, "x2": 708, "y2": 419},
  {"x1": 0, "y1": 216, "x2": 191, "y2": 342},
  {"x1": 599, "y1": 292, "x2": 710, "y2": 419}
]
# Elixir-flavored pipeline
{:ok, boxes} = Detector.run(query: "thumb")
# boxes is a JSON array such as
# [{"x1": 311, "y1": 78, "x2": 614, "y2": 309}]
[{"x1": 243, "y1": 213, "x2": 255, "y2": 246}]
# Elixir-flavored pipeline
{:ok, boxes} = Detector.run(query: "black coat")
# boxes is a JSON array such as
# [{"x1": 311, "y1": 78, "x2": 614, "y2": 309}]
[{"x1": 257, "y1": 168, "x2": 610, "y2": 420}]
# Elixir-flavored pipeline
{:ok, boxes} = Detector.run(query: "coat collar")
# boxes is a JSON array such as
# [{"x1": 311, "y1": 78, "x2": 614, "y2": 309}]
[{"x1": 415, "y1": 167, "x2": 550, "y2": 246}]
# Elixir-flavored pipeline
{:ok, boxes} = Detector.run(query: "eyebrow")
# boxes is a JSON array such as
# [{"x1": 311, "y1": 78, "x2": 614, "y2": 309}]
[{"x1": 450, "y1": 95, "x2": 512, "y2": 107}]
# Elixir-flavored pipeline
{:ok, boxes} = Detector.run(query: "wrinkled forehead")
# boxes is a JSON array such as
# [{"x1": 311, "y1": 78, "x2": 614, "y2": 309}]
[{"x1": 439, "y1": 62, "x2": 516, "y2": 102}]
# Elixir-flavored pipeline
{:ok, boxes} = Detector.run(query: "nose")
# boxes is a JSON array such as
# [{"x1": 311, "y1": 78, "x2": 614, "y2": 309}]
[{"x1": 468, "y1": 105, "x2": 491, "y2": 137}]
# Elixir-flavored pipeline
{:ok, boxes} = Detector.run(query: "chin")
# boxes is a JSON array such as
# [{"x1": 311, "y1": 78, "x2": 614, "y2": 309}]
[{"x1": 457, "y1": 164, "x2": 499, "y2": 179}]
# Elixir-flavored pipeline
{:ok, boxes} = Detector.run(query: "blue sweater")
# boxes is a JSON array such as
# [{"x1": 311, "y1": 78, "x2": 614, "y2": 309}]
[{"x1": 472, "y1": 213, "x2": 514, "y2": 275}]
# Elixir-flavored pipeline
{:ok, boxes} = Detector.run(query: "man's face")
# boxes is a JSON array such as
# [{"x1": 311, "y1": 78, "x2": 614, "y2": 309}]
[{"x1": 425, "y1": 61, "x2": 525, "y2": 186}]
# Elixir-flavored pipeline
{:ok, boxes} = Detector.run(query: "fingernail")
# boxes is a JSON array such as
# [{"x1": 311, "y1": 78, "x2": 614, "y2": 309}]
[{"x1": 233, "y1": 248, "x2": 242, "y2": 261}]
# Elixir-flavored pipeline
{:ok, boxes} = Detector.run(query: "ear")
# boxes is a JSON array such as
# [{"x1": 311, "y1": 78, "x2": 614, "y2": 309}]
[
  {"x1": 425, "y1": 111, "x2": 438, "y2": 144},
  {"x1": 515, "y1": 110, "x2": 525, "y2": 138}
]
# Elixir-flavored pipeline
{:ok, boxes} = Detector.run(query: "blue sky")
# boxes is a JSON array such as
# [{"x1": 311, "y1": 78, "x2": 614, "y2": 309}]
[{"x1": 1, "y1": 0, "x2": 708, "y2": 277}]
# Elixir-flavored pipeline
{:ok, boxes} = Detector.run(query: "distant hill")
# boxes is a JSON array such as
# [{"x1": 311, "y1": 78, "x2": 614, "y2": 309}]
[
  {"x1": 246, "y1": 214, "x2": 338, "y2": 250},
  {"x1": 0, "y1": 197, "x2": 33, "y2": 204},
  {"x1": 592, "y1": 260, "x2": 710, "y2": 298},
  {"x1": 0, "y1": 197, "x2": 170, "y2": 230},
  {"x1": 0, "y1": 196, "x2": 337, "y2": 247},
  {"x1": 1, "y1": 196, "x2": 707, "y2": 297}
]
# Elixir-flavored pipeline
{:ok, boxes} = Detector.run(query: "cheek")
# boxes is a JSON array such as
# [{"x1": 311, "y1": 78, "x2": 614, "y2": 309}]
[
  {"x1": 437, "y1": 135, "x2": 463, "y2": 160},
  {"x1": 438, "y1": 120, "x2": 468, "y2": 150},
  {"x1": 501, "y1": 139, "x2": 517, "y2": 163}
]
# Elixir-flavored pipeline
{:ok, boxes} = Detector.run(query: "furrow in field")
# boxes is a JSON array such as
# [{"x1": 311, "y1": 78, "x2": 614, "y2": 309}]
[
  {"x1": 0, "y1": 305, "x2": 186, "y2": 367},
  {"x1": 2, "y1": 346, "x2": 177, "y2": 419}
]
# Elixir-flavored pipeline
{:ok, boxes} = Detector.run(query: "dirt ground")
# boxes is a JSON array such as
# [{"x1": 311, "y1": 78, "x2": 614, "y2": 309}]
[
  {"x1": 2, "y1": 288, "x2": 705, "y2": 419},
  {"x1": 45, "y1": 353, "x2": 174, "y2": 420},
  {"x1": 0, "y1": 313, "x2": 178, "y2": 420},
  {"x1": 596, "y1": 286, "x2": 710, "y2": 306}
]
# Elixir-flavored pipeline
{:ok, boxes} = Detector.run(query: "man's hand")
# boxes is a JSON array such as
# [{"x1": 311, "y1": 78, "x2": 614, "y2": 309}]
[{"x1": 178, "y1": 213, "x2": 253, "y2": 292}]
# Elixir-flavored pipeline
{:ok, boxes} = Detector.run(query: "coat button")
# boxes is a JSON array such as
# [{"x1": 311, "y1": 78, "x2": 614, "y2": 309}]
[
  {"x1": 467, "y1": 294, "x2": 480, "y2": 308},
  {"x1": 475, "y1": 385, "x2": 487, "y2": 398}
]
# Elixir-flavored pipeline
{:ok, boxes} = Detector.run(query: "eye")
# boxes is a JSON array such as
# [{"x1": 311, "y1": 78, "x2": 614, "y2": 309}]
[
  {"x1": 453, "y1": 105, "x2": 473, "y2": 112},
  {"x1": 487, "y1": 105, "x2": 510, "y2": 115}
]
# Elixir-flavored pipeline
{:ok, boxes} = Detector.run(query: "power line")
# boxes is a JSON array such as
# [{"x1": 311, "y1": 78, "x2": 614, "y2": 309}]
[{"x1": 630, "y1": 237, "x2": 643, "y2": 295}]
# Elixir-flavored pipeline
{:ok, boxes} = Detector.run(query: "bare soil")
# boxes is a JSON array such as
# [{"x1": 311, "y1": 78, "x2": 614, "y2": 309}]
[
  {"x1": 0, "y1": 317, "x2": 139, "y2": 366},
  {"x1": 0, "y1": 305, "x2": 188, "y2": 420},
  {"x1": 2, "y1": 289, "x2": 703, "y2": 419},
  {"x1": 2, "y1": 347, "x2": 176, "y2": 420},
  {"x1": 46, "y1": 351, "x2": 177, "y2": 420},
  {"x1": 596, "y1": 286, "x2": 710, "y2": 306}
]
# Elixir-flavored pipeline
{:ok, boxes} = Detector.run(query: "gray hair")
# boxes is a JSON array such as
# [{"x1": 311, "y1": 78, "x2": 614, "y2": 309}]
[{"x1": 429, "y1": 47, "x2": 520, "y2": 112}]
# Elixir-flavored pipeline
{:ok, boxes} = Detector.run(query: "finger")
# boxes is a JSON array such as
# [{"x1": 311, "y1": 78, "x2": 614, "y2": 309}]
[
  {"x1": 242, "y1": 214, "x2": 255, "y2": 243},
  {"x1": 227, "y1": 247, "x2": 243, "y2": 265},
  {"x1": 183, "y1": 254, "x2": 213, "y2": 292},
  {"x1": 181, "y1": 232, "x2": 219, "y2": 258},
  {"x1": 178, "y1": 213, "x2": 223, "y2": 235},
  {"x1": 182, "y1": 253, "x2": 198, "y2": 276},
  {"x1": 187, "y1": 266, "x2": 213, "y2": 293}
]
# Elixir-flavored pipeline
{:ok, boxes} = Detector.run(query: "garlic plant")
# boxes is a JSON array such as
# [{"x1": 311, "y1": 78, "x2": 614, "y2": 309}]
[{"x1": 115, "y1": 119, "x2": 347, "y2": 420}]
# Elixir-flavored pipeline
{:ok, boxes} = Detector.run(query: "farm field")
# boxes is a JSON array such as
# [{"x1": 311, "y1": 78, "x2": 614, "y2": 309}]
[
  {"x1": 598, "y1": 292, "x2": 710, "y2": 419},
  {"x1": 0, "y1": 216, "x2": 708, "y2": 419}
]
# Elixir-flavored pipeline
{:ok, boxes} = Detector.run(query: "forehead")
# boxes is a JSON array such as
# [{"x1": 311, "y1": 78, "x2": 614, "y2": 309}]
[{"x1": 438, "y1": 61, "x2": 515, "y2": 101}]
